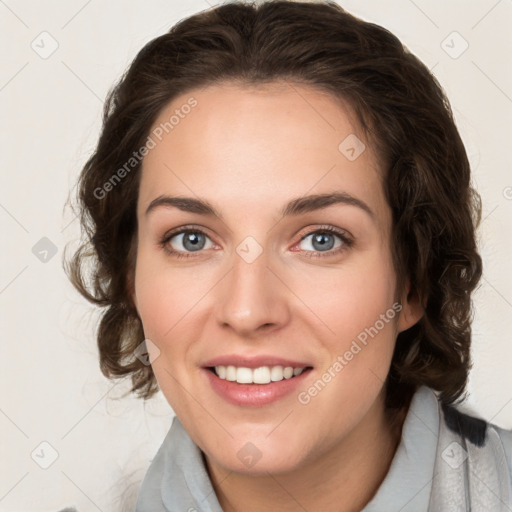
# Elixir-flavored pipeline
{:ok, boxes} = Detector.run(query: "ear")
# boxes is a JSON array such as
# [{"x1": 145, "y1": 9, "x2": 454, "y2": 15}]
[
  {"x1": 397, "y1": 279, "x2": 424, "y2": 333},
  {"x1": 130, "y1": 286, "x2": 138, "y2": 312},
  {"x1": 126, "y1": 265, "x2": 138, "y2": 312},
  {"x1": 130, "y1": 288, "x2": 138, "y2": 311},
  {"x1": 126, "y1": 237, "x2": 139, "y2": 312}
]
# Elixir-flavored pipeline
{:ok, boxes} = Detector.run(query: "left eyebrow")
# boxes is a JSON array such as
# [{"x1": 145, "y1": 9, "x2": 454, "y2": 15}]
[
  {"x1": 281, "y1": 191, "x2": 374, "y2": 219},
  {"x1": 144, "y1": 191, "x2": 374, "y2": 220}
]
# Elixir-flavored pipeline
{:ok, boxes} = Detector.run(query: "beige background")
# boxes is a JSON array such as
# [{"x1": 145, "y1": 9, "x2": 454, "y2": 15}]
[{"x1": 1, "y1": 0, "x2": 511, "y2": 510}]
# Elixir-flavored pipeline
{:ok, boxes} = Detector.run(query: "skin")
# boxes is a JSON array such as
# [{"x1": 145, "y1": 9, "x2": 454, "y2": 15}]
[{"x1": 131, "y1": 81, "x2": 423, "y2": 512}]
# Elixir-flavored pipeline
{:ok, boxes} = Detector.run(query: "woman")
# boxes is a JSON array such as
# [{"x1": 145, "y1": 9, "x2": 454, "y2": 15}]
[{"x1": 64, "y1": 1, "x2": 512, "y2": 510}]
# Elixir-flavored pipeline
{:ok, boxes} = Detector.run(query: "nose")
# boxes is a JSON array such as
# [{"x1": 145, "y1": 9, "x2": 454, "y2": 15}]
[{"x1": 215, "y1": 248, "x2": 290, "y2": 338}]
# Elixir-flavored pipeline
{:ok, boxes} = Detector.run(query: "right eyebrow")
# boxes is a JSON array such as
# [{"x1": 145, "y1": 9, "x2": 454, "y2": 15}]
[{"x1": 145, "y1": 195, "x2": 223, "y2": 219}]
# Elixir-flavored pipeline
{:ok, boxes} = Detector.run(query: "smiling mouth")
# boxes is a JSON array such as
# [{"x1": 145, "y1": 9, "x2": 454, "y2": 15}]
[{"x1": 207, "y1": 365, "x2": 313, "y2": 384}]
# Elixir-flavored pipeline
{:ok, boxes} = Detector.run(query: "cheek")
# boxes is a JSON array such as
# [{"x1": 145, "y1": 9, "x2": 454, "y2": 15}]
[
  {"x1": 293, "y1": 271, "x2": 398, "y2": 430},
  {"x1": 133, "y1": 249, "x2": 215, "y2": 397},
  {"x1": 292, "y1": 251, "x2": 399, "y2": 414},
  {"x1": 133, "y1": 249, "x2": 200, "y2": 339},
  {"x1": 292, "y1": 249, "x2": 397, "y2": 347},
  {"x1": 133, "y1": 254, "x2": 202, "y2": 410}
]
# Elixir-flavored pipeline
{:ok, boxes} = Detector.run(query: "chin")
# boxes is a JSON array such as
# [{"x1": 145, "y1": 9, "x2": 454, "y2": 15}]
[
  {"x1": 210, "y1": 448, "x2": 306, "y2": 476},
  {"x1": 203, "y1": 432, "x2": 309, "y2": 476}
]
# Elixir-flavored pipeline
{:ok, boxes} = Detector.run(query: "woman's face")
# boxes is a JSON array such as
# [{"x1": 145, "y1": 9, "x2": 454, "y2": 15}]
[{"x1": 132, "y1": 82, "x2": 420, "y2": 474}]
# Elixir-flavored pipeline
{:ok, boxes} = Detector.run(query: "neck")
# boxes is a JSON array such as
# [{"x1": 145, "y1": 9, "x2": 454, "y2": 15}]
[{"x1": 205, "y1": 388, "x2": 409, "y2": 512}]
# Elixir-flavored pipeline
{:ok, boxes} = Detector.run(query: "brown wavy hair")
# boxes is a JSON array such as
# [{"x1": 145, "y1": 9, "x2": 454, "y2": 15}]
[{"x1": 63, "y1": 0, "x2": 482, "y2": 412}]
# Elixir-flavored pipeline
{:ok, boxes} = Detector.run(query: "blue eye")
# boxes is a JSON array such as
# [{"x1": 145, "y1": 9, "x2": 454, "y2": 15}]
[
  {"x1": 299, "y1": 230, "x2": 343, "y2": 252},
  {"x1": 295, "y1": 226, "x2": 353, "y2": 258},
  {"x1": 159, "y1": 225, "x2": 353, "y2": 259},
  {"x1": 161, "y1": 229, "x2": 214, "y2": 258}
]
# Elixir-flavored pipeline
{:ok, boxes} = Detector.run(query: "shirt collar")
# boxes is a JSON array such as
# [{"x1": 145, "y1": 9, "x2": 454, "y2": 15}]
[
  {"x1": 137, "y1": 385, "x2": 440, "y2": 511},
  {"x1": 362, "y1": 385, "x2": 440, "y2": 511},
  {"x1": 161, "y1": 417, "x2": 224, "y2": 512}
]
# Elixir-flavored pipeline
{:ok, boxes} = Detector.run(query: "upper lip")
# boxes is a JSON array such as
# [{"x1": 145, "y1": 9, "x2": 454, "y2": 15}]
[{"x1": 202, "y1": 354, "x2": 312, "y2": 369}]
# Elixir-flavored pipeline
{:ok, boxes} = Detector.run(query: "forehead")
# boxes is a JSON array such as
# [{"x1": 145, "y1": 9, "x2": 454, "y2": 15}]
[{"x1": 137, "y1": 81, "x2": 387, "y2": 226}]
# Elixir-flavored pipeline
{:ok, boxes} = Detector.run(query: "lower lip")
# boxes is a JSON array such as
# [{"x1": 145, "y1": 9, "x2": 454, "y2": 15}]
[{"x1": 204, "y1": 368, "x2": 312, "y2": 407}]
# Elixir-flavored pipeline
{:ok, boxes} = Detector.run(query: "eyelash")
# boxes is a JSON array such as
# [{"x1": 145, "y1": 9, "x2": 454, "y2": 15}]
[{"x1": 158, "y1": 224, "x2": 353, "y2": 260}]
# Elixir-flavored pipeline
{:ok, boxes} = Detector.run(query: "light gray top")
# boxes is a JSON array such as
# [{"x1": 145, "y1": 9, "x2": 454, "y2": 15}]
[{"x1": 135, "y1": 386, "x2": 512, "y2": 511}]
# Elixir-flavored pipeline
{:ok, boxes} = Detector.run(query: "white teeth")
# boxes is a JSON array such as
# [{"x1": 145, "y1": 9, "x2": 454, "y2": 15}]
[
  {"x1": 236, "y1": 367, "x2": 253, "y2": 384},
  {"x1": 283, "y1": 367, "x2": 294, "y2": 379},
  {"x1": 253, "y1": 366, "x2": 271, "y2": 384},
  {"x1": 270, "y1": 366, "x2": 284, "y2": 381},
  {"x1": 226, "y1": 365, "x2": 237, "y2": 381},
  {"x1": 213, "y1": 365, "x2": 307, "y2": 384}
]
